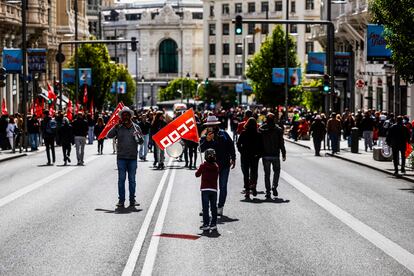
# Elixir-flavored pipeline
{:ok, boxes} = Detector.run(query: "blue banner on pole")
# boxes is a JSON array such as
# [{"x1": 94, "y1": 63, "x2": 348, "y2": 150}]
[
  {"x1": 367, "y1": 24, "x2": 391, "y2": 61},
  {"x1": 28, "y1": 48, "x2": 47, "y2": 73},
  {"x1": 2, "y1": 49, "x2": 22, "y2": 73},
  {"x1": 235, "y1": 83, "x2": 243, "y2": 93},
  {"x1": 272, "y1": 68, "x2": 302, "y2": 85},
  {"x1": 62, "y1": 69, "x2": 75, "y2": 84},
  {"x1": 111, "y1": 82, "x2": 127, "y2": 94},
  {"x1": 307, "y1": 52, "x2": 325, "y2": 74},
  {"x1": 79, "y1": 68, "x2": 92, "y2": 86}
]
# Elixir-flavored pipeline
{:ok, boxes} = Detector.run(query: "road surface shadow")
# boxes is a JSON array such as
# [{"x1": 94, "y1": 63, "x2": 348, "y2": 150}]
[
  {"x1": 95, "y1": 206, "x2": 143, "y2": 214},
  {"x1": 218, "y1": 215, "x2": 239, "y2": 224},
  {"x1": 240, "y1": 197, "x2": 290, "y2": 204},
  {"x1": 37, "y1": 164, "x2": 54, "y2": 167},
  {"x1": 399, "y1": 188, "x2": 414, "y2": 193}
]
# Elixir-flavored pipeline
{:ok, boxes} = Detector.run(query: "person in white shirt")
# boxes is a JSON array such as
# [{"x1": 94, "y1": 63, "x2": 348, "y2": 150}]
[{"x1": 6, "y1": 116, "x2": 16, "y2": 153}]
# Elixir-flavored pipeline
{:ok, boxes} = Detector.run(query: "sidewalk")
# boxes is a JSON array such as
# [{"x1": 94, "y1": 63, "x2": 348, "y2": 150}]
[
  {"x1": 0, "y1": 146, "x2": 46, "y2": 163},
  {"x1": 286, "y1": 136, "x2": 414, "y2": 183}
]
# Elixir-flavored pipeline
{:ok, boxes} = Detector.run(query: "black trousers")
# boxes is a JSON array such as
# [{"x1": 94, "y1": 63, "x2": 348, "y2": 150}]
[
  {"x1": 313, "y1": 137, "x2": 323, "y2": 156},
  {"x1": 241, "y1": 155, "x2": 259, "y2": 190},
  {"x1": 44, "y1": 137, "x2": 55, "y2": 164},
  {"x1": 62, "y1": 143, "x2": 71, "y2": 162},
  {"x1": 97, "y1": 139, "x2": 104, "y2": 153},
  {"x1": 392, "y1": 147, "x2": 406, "y2": 173}
]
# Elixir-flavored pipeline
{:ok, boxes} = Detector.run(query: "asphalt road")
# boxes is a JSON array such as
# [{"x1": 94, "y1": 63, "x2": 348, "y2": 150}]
[{"x1": 0, "y1": 140, "x2": 413, "y2": 276}]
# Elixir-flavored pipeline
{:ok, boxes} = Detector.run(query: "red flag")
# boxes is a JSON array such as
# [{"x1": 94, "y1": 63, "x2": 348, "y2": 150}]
[
  {"x1": 67, "y1": 100, "x2": 73, "y2": 121},
  {"x1": 1, "y1": 98, "x2": 7, "y2": 115},
  {"x1": 89, "y1": 98, "x2": 94, "y2": 117},
  {"x1": 75, "y1": 100, "x2": 80, "y2": 114},
  {"x1": 47, "y1": 83, "x2": 56, "y2": 100},
  {"x1": 49, "y1": 104, "x2": 55, "y2": 117},
  {"x1": 98, "y1": 102, "x2": 125, "y2": 140},
  {"x1": 35, "y1": 98, "x2": 43, "y2": 118},
  {"x1": 405, "y1": 143, "x2": 412, "y2": 158},
  {"x1": 83, "y1": 85, "x2": 88, "y2": 105},
  {"x1": 152, "y1": 108, "x2": 199, "y2": 150}
]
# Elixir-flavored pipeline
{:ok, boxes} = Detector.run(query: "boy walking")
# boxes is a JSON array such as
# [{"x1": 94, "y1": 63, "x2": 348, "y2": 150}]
[{"x1": 195, "y1": 149, "x2": 219, "y2": 231}]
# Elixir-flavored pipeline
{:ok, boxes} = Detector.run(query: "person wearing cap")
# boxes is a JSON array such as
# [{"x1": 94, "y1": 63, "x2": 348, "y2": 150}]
[
  {"x1": 310, "y1": 115, "x2": 326, "y2": 156},
  {"x1": 58, "y1": 117, "x2": 74, "y2": 166},
  {"x1": 200, "y1": 115, "x2": 236, "y2": 216},
  {"x1": 107, "y1": 106, "x2": 143, "y2": 207},
  {"x1": 72, "y1": 112, "x2": 89, "y2": 165},
  {"x1": 259, "y1": 113, "x2": 286, "y2": 199}
]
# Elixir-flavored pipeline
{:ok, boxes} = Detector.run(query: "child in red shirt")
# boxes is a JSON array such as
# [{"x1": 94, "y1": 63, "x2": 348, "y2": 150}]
[{"x1": 195, "y1": 148, "x2": 219, "y2": 231}]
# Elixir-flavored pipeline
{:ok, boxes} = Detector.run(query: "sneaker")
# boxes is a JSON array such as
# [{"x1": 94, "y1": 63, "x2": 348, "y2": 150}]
[
  {"x1": 252, "y1": 188, "x2": 258, "y2": 197},
  {"x1": 401, "y1": 169, "x2": 406, "y2": 174},
  {"x1": 265, "y1": 193, "x2": 271, "y2": 200},
  {"x1": 129, "y1": 199, "x2": 136, "y2": 206},
  {"x1": 210, "y1": 225, "x2": 217, "y2": 230},
  {"x1": 116, "y1": 201, "x2": 125, "y2": 208},
  {"x1": 67, "y1": 157, "x2": 71, "y2": 163},
  {"x1": 245, "y1": 192, "x2": 251, "y2": 200},
  {"x1": 199, "y1": 225, "x2": 210, "y2": 231},
  {"x1": 217, "y1": 207, "x2": 223, "y2": 216},
  {"x1": 272, "y1": 186, "x2": 278, "y2": 197},
  {"x1": 63, "y1": 161, "x2": 67, "y2": 166}
]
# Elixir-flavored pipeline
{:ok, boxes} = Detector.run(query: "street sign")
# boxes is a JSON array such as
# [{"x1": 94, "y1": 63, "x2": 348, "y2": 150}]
[
  {"x1": 356, "y1": 79, "x2": 365, "y2": 89},
  {"x1": 55, "y1": 52, "x2": 65, "y2": 63}
]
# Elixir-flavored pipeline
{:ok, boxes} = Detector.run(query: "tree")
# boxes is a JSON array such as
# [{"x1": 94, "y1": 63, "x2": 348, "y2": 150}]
[
  {"x1": 68, "y1": 41, "x2": 116, "y2": 110},
  {"x1": 246, "y1": 25, "x2": 299, "y2": 106},
  {"x1": 106, "y1": 64, "x2": 135, "y2": 107},
  {"x1": 158, "y1": 78, "x2": 197, "y2": 101},
  {"x1": 370, "y1": 0, "x2": 414, "y2": 82}
]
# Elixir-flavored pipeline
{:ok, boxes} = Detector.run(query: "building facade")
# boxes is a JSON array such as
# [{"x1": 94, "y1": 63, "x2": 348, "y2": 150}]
[
  {"x1": 101, "y1": 0, "x2": 204, "y2": 107},
  {"x1": 87, "y1": 0, "x2": 115, "y2": 38},
  {"x1": 312, "y1": 0, "x2": 413, "y2": 116},
  {"x1": 0, "y1": 0, "x2": 89, "y2": 115},
  {"x1": 202, "y1": 0, "x2": 322, "y2": 91}
]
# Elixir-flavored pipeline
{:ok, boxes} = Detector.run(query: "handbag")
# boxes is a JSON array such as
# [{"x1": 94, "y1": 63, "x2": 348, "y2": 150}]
[{"x1": 132, "y1": 123, "x2": 144, "y2": 145}]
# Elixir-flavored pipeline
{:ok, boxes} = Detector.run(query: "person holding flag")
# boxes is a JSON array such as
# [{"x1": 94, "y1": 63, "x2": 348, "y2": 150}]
[{"x1": 107, "y1": 106, "x2": 143, "y2": 208}]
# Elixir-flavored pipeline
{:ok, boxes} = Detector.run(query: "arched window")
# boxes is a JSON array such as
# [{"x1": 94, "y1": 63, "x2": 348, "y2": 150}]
[{"x1": 159, "y1": 39, "x2": 178, "y2": 74}]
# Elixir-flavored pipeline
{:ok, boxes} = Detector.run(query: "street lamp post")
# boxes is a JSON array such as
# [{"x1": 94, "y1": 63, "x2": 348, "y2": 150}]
[
  {"x1": 150, "y1": 82, "x2": 154, "y2": 107},
  {"x1": 186, "y1": 72, "x2": 190, "y2": 105},
  {"x1": 141, "y1": 76, "x2": 145, "y2": 107},
  {"x1": 22, "y1": 0, "x2": 28, "y2": 151},
  {"x1": 74, "y1": 0, "x2": 79, "y2": 110},
  {"x1": 284, "y1": 0, "x2": 289, "y2": 118}
]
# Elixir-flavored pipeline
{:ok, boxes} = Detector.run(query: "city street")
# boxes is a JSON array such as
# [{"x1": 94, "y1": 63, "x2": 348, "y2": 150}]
[{"x1": 0, "y1": 141, "x2": 413, "y2": 275}]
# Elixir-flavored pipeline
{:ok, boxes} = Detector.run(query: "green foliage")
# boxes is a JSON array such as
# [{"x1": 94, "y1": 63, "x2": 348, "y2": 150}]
[
  {"x1": 246, "y1": 25, "x2": 299, "y2": 106},
  {"x1": 289, "y1": 79, "x2": 324, "y2": 111},
  {"x1": 198, "y1": 82, "x2": 221, "y2": 104},
  {"x1": 106, "y1": 64, "x2": 135, "y2": 107},
  {"x1": 68, "y1": 41, "x2": 116, "y2": 110},
  {"x1": 158, "y1": 78, "x2": 197, "y2": 101},
  {"x1": 370, "y1": 0, "x2": 414, "y2": 82}
]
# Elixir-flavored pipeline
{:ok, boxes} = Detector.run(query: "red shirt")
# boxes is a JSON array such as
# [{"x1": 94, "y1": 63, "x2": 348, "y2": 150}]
[{"x1": 195, "y1": 161, "x2": 219, "y2": 191}]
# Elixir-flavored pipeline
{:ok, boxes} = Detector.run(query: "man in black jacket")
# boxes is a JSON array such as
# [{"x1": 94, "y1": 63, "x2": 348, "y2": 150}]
[
  {"x1": 200, "y1": 115, "x2": 236, "y2": 216},
  {"x1": 72, "y1": 112, "x2": 88, "y2": 165},
  {"x1": 259, "y1": 113, "x2": 286, "y2": 199},
  {"x1": 309, "y1": 115, "x2": 326, "y2": 156},
  {"x1": 59, "y1": 117, "x2": 74, "y2": 166},
  {"x1": 386, "y1": 116, "x2": 410, "y2": 176}
]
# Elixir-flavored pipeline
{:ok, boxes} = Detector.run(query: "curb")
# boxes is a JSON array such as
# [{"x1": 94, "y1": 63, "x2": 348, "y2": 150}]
[
  {"x1": 0, "y1": 153, "x2": 27, "y2": 163},
  {"x1": 285, "y1": 139, "x2": 312, "y2": 150},
  {"x1": 327, "y1": 153, "x2": 414, "y2": 184}
]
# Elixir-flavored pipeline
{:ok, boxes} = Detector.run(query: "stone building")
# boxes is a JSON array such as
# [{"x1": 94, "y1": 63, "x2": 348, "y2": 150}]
[
  {"x1": 0, "y1": 0, "x2": 89, "y2": 114},
  {"x1": 102, "y1": 0, "x2": 204, "y2": 107}
]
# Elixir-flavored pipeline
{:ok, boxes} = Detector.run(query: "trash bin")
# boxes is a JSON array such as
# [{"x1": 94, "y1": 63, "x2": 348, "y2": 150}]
[{"x1": 351, "y1": 127, "x2": 359, "y2": 153}]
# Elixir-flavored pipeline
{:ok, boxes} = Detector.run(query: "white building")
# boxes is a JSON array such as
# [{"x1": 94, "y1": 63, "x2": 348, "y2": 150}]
[
  {"x1": 202, "y1": 0, "x2": 322, "y2": 88},
  {"x1": 102, "y1": 0, "x2": 204, "y2": 107},
  {"x1": 312, "y1": 0, "x2": 413, "y2": 115}
]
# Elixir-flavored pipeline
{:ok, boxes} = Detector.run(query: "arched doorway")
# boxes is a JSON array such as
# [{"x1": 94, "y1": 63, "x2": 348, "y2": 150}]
[{"x1": 159, "y1": 39, "x2": 178, "y2": 74}]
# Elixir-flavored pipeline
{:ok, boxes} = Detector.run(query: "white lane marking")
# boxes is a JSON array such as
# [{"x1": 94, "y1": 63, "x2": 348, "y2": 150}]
[
  {"x1": 140, "y1": 167, "x2": 177, "y2": 276},
  {"x1": 122, "y1": 159, "x2": 173, "y2": 276},
  {"x1": 0, "y1": 155, "x2": 99, "y2": 208},
  {"x1": 281, "y1": 170, "x2": 414, "y2": 273}
]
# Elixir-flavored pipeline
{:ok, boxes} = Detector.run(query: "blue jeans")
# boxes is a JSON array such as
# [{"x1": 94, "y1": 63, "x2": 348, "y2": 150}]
[
  {"x1": 117, "y1": 159, "x2": 137, "y2": 202},
  {"x1": 218, "y1": 167, "x2": 230, "y2": 208},
  {"x1": 88, "y1": 126, "x2": 94, "y2": 144},
  {"x1": 139, "y1": 134, "x2": 149, "y2": 159},
  {"x1": 201, "y1": 191, "x2": 217, "y2": 227},
  {"x1": 329, "y1": 133, "x2": 339, "y2": 153},
  {"x1": 29, "y1": 133, "x2": 38, "y2": 150}
]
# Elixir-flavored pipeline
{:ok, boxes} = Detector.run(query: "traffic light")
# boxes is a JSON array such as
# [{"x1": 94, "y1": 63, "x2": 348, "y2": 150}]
[
  {"x1": 204, "y1": 78, "x2": 209, "y2": 88},
  {"x1": 131, "y1": 37, "x2": 137, "y2": 52},
  {"x1": 323, "y1": 74, "x2": 330, "y2": 93},
  {"x1": 235, "y1": 15, "x2": 243, "y2": 35},
  {"x1": 0, "y1": 67, "x2": 6, "y2": 88}
]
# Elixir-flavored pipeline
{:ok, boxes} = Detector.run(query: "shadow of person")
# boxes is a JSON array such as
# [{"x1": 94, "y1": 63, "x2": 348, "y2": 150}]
[
  {"x1": 218, "y1": 215, "x2": 239, "y2": 224},
  {"x1": 241, "y1": 197, "x2": 290, "y2": 204},
  {"x1": 95, "y1": 206, "x2": 143, "y2": 214}
]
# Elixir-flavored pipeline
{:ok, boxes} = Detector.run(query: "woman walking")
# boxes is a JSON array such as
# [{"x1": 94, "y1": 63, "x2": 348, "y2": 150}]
[
  {"x1": 237, "y1": 117, "x2": 262, "y2": 199},
  {"x1": 6, "y1": 115, "x2": 16, "y2": 153},
  {"x1": 94, "y1": 117, "x2": 105, "y2": 155},
  {"x1": 151, "y1": 111, "x2": 167, "y2": 169}
]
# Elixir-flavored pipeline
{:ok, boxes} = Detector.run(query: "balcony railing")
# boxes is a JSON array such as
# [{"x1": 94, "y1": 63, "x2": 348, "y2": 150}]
[{"x1": 0, "y1": 2, "x2": 22, "y2": 26}]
